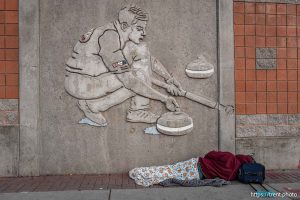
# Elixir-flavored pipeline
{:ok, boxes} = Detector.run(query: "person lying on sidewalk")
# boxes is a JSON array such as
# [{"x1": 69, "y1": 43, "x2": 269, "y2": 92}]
[{"x1": 129, "y1": 151, "x2": 253, "y2": 187}]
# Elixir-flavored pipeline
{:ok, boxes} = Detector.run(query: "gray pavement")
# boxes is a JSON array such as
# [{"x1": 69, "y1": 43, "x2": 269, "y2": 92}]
[
  {"x1": 111, "y1": 185, "x2": 254, "y2": 200},
  {"x1": 0, "y1": 190, "x2": 110, "y2": 200},
  {"x1": 269, "y1": 182, "x2": 300, "y2": 199},
  {"x1": 0, "y1": 182, "x2": 298, "y2": 200}
]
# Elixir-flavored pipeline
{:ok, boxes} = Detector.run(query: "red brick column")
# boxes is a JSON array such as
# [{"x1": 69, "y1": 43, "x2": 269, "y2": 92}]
[
  {"x1": 0, "y1": 0, "x2": 18, "y2": 126},
  {"x1": 0, "y1": 0, "x2": 18, "y2": 99},
  {"x1": 234, "y1": 1, "x2": 300, "y2": 114}
]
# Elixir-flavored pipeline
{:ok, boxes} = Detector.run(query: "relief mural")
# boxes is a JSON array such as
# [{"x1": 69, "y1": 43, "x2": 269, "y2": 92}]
[{"x1": 65, "y1": 5, "x2": 231, "y2": 135}]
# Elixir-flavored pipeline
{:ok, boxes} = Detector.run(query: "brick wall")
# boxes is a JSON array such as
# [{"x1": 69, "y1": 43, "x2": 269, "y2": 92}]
[
  {"x1": 0, "y1": 0, "x2": 18, "y2": 126},
  {"x1": 0, "y1": 0, "x2": 18, "y2": 99},
  {"x1": 234, "y1": 1, "x2": 300, "y2": 114},
  {"x1": 234, "y1": 1, "x2": 300, "y2": 170}
]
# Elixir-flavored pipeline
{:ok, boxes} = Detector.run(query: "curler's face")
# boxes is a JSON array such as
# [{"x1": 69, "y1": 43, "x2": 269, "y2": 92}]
[{"x1": 129, "y1": 20, "x2": 147, "y2": 44}]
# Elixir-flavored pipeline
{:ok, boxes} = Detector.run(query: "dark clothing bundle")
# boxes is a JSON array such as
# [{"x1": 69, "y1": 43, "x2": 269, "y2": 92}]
[
  {"x1": 199, "y1": 151, "x2": 254, "y2": 181},
  {"x1": 238, "y1": 162, "x2": 265, "y2": 183}
]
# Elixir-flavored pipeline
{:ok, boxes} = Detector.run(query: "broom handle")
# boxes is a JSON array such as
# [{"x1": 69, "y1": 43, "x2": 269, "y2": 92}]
[{"x1": 154, "y1": 81, "x2": 218, "y2": 109}]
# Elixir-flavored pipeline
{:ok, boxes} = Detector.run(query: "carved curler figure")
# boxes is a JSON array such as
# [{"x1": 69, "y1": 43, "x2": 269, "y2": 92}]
[{"x1": 65, "y1": 5, "x2": 184, "y2": 126}]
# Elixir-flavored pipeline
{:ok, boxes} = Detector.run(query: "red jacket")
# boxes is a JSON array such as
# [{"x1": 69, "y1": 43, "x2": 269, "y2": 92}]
[{"x1": 199, "y1": 151, "x2": 253, "y2": 181}]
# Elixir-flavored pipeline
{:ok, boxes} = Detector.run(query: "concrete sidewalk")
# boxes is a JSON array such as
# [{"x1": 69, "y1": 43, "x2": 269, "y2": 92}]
[{"x1": 0, "y1": 182, "x2": 299, "y2": 200}]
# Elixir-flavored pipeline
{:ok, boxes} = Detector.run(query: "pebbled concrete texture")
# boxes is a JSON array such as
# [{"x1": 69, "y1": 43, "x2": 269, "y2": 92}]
[
  {"x1": 0, "y1": 99, "x2": 19, "y2": 126},
  {"x1": 35, "y1": 0, "x2": 218, "y2": 174},
  {"x1": 236, "y1": 114, "x2": 300, "y2": 137},
  {"x1": 256, "y1": 48, "x2": 276, "y2": 59},
  {"x1": 0, "y1": 100, "x2": 18, "y2": 111},
  {"x1": 256, "y1": 59, "x2": 276, "y2": 70},
  {"x1": 255, "y1": 48, "x2": 277, "y2": 70}
]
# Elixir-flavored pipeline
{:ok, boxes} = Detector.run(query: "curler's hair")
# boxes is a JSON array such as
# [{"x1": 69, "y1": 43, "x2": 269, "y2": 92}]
[
  {"x1": 128, "y1": 5, "x2": 148, "y2": 21},
  {"x1": 118, "y1": 4, "x2": 148, "y2": 26}
]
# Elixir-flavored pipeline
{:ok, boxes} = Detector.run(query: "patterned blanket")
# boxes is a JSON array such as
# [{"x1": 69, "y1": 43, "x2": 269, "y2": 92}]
[{"x1": 129, "y1": 158, "x2": 200, "y2": 187}]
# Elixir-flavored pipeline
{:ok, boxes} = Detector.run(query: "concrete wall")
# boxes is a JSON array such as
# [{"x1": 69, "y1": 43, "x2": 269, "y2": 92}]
[
  {"x1": 0, "y1": 100, "x2": 19, "y2": 176},
  {"x1": 18, "y1": 0, "x2": 221, "y2": 175},
  {"x1": 233, "y1": 0, "x2": 300, "y2": 169},
  {"x1": 236, "y1": 114, "x2": 300, "y2": 169}
]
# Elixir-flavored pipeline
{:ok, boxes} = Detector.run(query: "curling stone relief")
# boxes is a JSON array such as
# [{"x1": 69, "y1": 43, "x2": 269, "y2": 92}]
[
  {"x1": 156, "y1": 111, "x2": 193, "y2": 136},
  {"x1": 185, "y1": 55, "x2": 214, "y2": 79}
]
